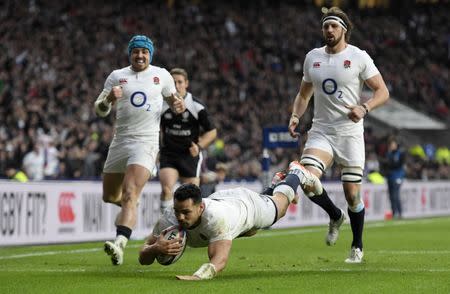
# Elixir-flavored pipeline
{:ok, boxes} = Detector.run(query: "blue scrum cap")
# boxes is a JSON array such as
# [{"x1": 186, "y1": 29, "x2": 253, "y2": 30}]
[{"x1": 128, "y1": 35, "x2": 154, "y2": 62}]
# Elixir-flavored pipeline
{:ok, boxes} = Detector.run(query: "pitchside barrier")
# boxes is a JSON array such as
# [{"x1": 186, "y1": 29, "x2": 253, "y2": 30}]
[{"x1": 0, "y1": 180, "x2": 449, "y2": 246}]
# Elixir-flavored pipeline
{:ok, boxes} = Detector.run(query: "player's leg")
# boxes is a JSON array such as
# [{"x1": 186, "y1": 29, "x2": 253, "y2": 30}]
[
  {"x1": 104, "y1": 143, "x2": 157, "y2": 265},
  {"x1": 102, "y1": 142, "x2": 127, "y2": 205},
  {"x1": 105, "y1": 164, "x2": 151, "y2": 265},
  {"x1": 298, "y1": 149, "x2": 345, "y2": 243},
  {"x1": 245, "y1": 171, "x2": 301, "y2": 235},
  {"x1": 102, "y1": 144, "x2": 129, "y2": 265},
  {"x1": 262, "y1": 171, "x2": 287, "y2": 196},
  {"x1": 117, "y1": 164, "x2": 151, "y2": 228},
  {"x1": 270, "y1": 164, "x2": 311, "y2": 220},
  {"x1": 299, "y1": 131, "x2": 344, "y2": 226},
  {"x1": 335, "y1": 133, "x2": 365, "y2": 263},
  {"x1": 102, "y1": 173, "x2": 124, "y2": 205},
  {"x1": 159, "y1": 167, "x2": 179, "y2": 212},
  {"x1": 342, "y1": 178, "x2": 364, "y2": 263}
]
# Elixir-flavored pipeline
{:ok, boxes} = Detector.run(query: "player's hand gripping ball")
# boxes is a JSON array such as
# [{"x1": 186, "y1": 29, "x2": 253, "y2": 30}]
[{"x1": 156, "y1": 225, "x2": 187, "y2": 265}]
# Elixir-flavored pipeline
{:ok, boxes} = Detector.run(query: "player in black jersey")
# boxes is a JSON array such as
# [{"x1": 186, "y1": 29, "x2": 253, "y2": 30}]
[{"x1": 159, "y1": 68, "x2": 217, "y2": 212}]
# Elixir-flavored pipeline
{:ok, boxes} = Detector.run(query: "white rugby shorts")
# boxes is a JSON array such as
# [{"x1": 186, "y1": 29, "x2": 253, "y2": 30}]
[
  {"x1": 244, "y1": 190, "x2": 278, "y2": 228},
  {"x1": 303, "y1": 129, "x2": 365, "y2": 169},
  {"x1": 103, "y1": 140, "x2": 159, "y2": 173},
  {"x1": 210, "y1": 188, "x2": 278, "y2": 230}
]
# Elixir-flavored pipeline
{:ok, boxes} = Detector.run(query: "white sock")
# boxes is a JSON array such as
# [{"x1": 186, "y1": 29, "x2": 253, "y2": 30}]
[{"x1": 160, "y1": 200, "x2": 172, "y2": 213}]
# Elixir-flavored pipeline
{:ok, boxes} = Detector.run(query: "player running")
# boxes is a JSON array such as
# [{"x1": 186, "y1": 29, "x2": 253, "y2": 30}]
[
  {"x1": 288, "y1": 7, "x2": 389, "y2": 263},
  {"x1": 94, "y1": 35, "x2": 185, "y2": 266}
]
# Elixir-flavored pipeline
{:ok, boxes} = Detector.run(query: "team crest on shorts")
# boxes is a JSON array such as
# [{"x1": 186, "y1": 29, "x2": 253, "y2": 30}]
[
  {"x1": 344, "y1": 60, "x2": 351, "y2": 68},
  {"x1": 153, "y1": 76, "x2": 160, "y2": 85}
]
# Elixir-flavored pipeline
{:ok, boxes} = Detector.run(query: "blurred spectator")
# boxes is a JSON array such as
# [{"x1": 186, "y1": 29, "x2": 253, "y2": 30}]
[
  {"x1": 22, "y1": 141, "x2": 44, "y2": 181},
  {"x1": 41, "y1": 135, "x2": 60, "y2": 179},
  {"x1": 366, "y1": 151, "x2": 385, "y2": 184},
  {"x1": 200, "y1": 162, "x2": 228, "y2": 197},
  {"x1": 82, "y1": 140, "x2": 101, "y2": 179},
  {"x1": 0, "y1": 1, "x2": 448, "y2": 180},
  {"x1": 5, "y1": 165, "x2": 28, "y2": 182},
  {"x1": 385, "y1": 137, "x2": 405, "y2": 219},
  {"x1": 365, "y1": 151, "x2": 381, "y2": 175},
  {"x1": 408, "y1": 144, "x2": 426, "y2": 160},
  {"x1": 435, "y1": 146, "x2": 450, "y2": 165}
]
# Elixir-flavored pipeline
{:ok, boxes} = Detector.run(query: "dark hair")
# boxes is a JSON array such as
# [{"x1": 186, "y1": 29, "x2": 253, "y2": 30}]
[
  {"x1": 321, "y1": 7, "x2": 353, "y2": 42},
  {"x1": 174, "y1": 183, "x2": 202, "y2": 204}
]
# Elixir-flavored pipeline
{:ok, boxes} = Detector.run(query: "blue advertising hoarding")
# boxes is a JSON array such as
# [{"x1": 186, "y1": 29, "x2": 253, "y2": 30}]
[{"x1": 263, "y1": 126, "x2": 300, "y2": 149}]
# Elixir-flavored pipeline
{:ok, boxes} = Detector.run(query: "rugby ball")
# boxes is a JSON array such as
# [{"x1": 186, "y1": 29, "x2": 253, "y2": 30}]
[{"x1": 156, "y1": 225, "x2": 187, "y2": 266}]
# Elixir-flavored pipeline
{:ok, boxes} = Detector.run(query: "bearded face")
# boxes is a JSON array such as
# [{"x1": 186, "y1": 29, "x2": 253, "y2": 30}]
[{"x1": 322, "y1": 22, "x2": 346, "y2": 47}]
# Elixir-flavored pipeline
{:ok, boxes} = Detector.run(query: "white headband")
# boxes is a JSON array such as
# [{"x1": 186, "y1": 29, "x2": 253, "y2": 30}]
[{"x1": 322, "y1": 16, "x2": 347, "y2": 31}]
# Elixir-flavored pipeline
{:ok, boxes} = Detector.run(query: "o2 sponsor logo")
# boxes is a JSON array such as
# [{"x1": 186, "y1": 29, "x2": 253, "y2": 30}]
[
  {"x1": 130, "y1": 91, "x2": 151, "y2": 111},
  {"x1": 322, "y1": 78, "x2": 343, "y2": 99}
]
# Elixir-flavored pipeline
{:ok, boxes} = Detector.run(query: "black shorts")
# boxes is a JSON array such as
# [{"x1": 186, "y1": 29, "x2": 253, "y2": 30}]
[{"x1": 159, "y1": 151, "x2": 203, "y2": 178}]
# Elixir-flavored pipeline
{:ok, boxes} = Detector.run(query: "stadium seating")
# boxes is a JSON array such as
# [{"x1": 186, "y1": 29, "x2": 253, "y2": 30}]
[{"x1": 0, "y1": 1, "x2": 448, "y2": 180}]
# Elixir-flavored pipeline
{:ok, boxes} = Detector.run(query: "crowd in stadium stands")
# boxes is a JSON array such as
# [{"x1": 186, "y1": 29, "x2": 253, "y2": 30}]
[{"x1": 0, "y1": 1, "x2": 449, "y2": 182}]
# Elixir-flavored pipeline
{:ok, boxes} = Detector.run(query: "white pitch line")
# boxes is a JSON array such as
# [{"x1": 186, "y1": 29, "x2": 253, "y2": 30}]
[
  {"x1": 374, "y1": 250, "x2": 450, "y2": 255},
  {"x1": 0, "y1": 218, "x2": 447, "y2": 260},
  {"x1": 252, "y1": 268, "x2": 450, "y2": 273},
  {"x1": 0, "y1": 248, "x2": 100, "y2": 260},
  {"x1": 1, "y1": 268, "x2": 87, "y2": 273},
  {"x1": 0, "y1": 267, "x2": 449, "y2": 274},
  {"x1": 0, "y1": 245, "x2": 140, "y2": 260}
]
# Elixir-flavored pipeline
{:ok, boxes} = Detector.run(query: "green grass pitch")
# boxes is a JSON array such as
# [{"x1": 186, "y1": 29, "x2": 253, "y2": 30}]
[{"x1": 1, "y1": 217, "x2": 449, "y2": 294}]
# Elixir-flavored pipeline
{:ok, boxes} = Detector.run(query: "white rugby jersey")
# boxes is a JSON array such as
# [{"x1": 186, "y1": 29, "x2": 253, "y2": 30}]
[
  {"x1": 303, "y1": 45, "x2": 379, "y2": 135},
  {"x1": 153, "y1": 188, "x2": 263, "y2": 248},
  {"x1": 103, "y1": 65, "x2": 176, "y2": 143}
]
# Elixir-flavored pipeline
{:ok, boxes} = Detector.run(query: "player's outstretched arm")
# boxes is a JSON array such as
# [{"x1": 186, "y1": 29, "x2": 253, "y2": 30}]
[
  {"x1": 139, "y1": 233, "x2": 184, "y2": 265},
  {"x1": 176, "y1": 239, "x2": 232, "y2": 281}
]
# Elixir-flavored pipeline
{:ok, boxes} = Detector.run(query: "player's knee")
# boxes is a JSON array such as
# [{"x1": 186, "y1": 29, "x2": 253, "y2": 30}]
[
  {"x1": 341, "y1": 167, "x2": 363, "y2": 184},
  {"x1": 121, "y1": 193, "x2": 138, "y2": 206},
  {"x1": 121, "y1": 185, "x2": 140, "y2": 206},
  {"x1": 300, "y1": 155, "x2": 325, "y2": 176}
]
